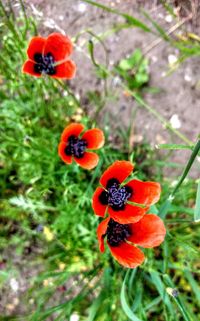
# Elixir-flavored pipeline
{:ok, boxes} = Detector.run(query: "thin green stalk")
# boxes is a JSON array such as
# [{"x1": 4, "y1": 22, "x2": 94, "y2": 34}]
[
  {"x1": 19, "y1": 0, "x2": 29, "y2": 38},
  {"x1": 159, "y1": 139, "x2": 200, "y2": 219},
  {"x1": 171, "y1": 139, "x2": 200, "y2": 197},
  {"x1": 194, "y1": 180, "x2": 200, "y2": 222},
  {"x1": 164, "y1": 275, "x2": 193, "y2": 321}
]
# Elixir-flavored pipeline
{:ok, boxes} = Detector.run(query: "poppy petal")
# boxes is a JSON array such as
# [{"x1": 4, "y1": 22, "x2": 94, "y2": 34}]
[
  {"x1": 58, "y1": 142, "x2": 72, "y2": 164},
  {"x1": 100, "y1": 161, "x2": 134, "y2": 188},
  {"x1": 97, "y1": 217, "x2": 109, "y2": 252},
  {"x1": 92, "y1": 187, "x2": 108, "y2": 217},
  {"x1": 126, "y1": 180, "x2": 161, "y2": 206},
  {"x1": 109, "y1": 242, "x2": 145, "y2": 268},
  {"x1": 81, "y1": 128, "x2": 105, "y2": 150},
  {"x1": 27, "y1": 36, "x2": 46, "y2": 60},
  {"x1": 22, "y1": 60, "x2": 41, "y2": 77},
  {"x1": 52, "y1": 60, "x2": 76, "y2": 79},
  {"x1": 44, "y1": 33, "x2": 73, "y2": 61},
  {"x1": 74, "y1": 152, "x2": 99, "y2": 170},
  {"x1": 127, "y1": 214, "x2": 166, "y2": 248},
  {"x1": 61, "y1": 123, "x2": 84, "y2": 143},
  {"x1": 108, "y1": 203, "x2": 146, "y2": 224}
]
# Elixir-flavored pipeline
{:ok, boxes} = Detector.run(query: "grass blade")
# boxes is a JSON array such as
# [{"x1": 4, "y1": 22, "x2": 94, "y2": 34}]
[
  {"x1": 164, "y1": 275, "x2": 194, "y2": 321},
  {"x1": 171, "y1": 140, "x2": 200, "y2": 197},
  {"x1": 184, "y1": 270, "x2": 200, "y2": 304},
  {"x1": 159, "y1": 139, "x2": 200, "y2": 219},
  {"x1": 194, "y1": 180, "x2": 200, "y2": 222},
  {"x1": 142, "y1": 10, "x2": 170, "y2": 41},
  {"x1": 149, "y1": 271, "x2": 173, "y2": 314},
  {"x1": 120, "y1": 271, "x2": 143, "y2": 321},
  {"x1": 156, "y1": 144, "x2": 193, "y2": 150}
]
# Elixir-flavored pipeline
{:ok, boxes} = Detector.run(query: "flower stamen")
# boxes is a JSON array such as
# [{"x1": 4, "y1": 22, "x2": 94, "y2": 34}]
[
  {"x1": 106, "y1": 219, "x2": 131, "y2": 247},
  {"x1": 65, "y1": 135, "x2": 87, "y2": 159}
]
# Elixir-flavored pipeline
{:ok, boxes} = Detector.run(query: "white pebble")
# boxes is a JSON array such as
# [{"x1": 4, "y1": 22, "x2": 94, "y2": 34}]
[
  {"x1": 10, "y1": 278, "x2": 19, "y2": 292},
  {"x1": 168, "y1": 54, "x2": 178, "y2": 65},
  {"x1": 170, "y1": 114, "x2": 181, "y2": 129},
  {"x1": 184, "y1": 74, "x2": 192, "y2": 82},
  {"x1": 77, "y1": 3, "x2": 87, "y2": 13},
  {"x1": 165, "y1": 15, "x2": 173, "y2": 23},
  {"x1": 70, "y1": 313, "x2": 80, "y2": 321}
]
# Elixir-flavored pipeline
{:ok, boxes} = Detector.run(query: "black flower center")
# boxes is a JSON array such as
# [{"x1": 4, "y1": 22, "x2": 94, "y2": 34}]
[
  {"x1": 64, "y1": 135, "x2": 87, "y2": 159},
  {"x1": 106, "y1": 219, "x2": 131, "y2": 247},
  {"x1": 99, "y1": 178, "x2": 132, "y2": 211},
  {"x1": 34, "y1": 52, "x2": 56, "y2": 75}
]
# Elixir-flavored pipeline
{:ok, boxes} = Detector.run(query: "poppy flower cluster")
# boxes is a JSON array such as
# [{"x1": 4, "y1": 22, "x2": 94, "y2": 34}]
[
  {"x1": 22, "y1": 33, "x2": 166, "y2": 269},
  {"x1": 93, "y1": 161, "x2": 166, "y2": 268},
  {"x1": 22, "y1": 33, "x2": 76, "y2": 79}
]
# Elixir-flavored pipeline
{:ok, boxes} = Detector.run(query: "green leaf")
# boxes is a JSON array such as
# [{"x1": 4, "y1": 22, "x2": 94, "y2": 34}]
[
  {"x1": 88, "y1": 39, "x2": 99, "y2": 67},
  {"x1": 157, "y1": 144, "x2": 193, "y2": 151},
  {"x1": 194, "y1": 180, "x2": 200, "y2": 222},
  {"x1": 159, "y1": 199, "x2": 172, "y2": 219},
  {"x1": 88, "y1": 291, "x2": 105, "y2": 321},
  {"x1": 184, "y1": 270, "x2": 200, "y2": 303},
  {"x1": 149, "y1": 204, "x2": 158, "y2": 214},
  {"x1": 120, "y1": 271, "x2": 143, "y2": 321},
  {"x1": 149, "y1": 271, "x2": 173, "y2": 314},
  {"x1": 142, "y1": 10, "x2": 170, "y2": 41}
]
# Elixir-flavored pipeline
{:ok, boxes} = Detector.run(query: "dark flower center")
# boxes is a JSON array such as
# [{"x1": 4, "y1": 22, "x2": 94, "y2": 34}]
[
  {"x1": 34, "y1": 52, "x2": 56, "y2": 75},
  {"x1": 106, "y1": 219, "x2": 131, "y2": 247},
  {"x1": 99, "y1": 178, "x2": 132, "y2": 211},
  {"x1": 64, "y1": 135, "x2": 87, "y2": 159}
]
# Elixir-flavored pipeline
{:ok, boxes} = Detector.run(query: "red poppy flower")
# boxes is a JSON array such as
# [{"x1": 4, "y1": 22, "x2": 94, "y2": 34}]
[
  {"x1": 97, "y1": 214, "x2": 166, "y2": 268},
  {"x1": 92, "y1": 161, "x2": 161, "y2": 224},
  {"x1": 58, "y1": 123, "x2": 105, "y2": 170},
  {"x1": 22, "y1": 33, "x2": 76, "y2": 79}
]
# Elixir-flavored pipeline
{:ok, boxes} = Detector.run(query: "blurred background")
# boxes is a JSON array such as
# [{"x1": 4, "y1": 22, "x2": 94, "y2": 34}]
[{"x1": 0, "y1": 1, "x2": 200, "y2": 320}]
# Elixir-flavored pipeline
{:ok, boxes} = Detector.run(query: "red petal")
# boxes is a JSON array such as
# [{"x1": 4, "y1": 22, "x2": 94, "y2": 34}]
[
  {"x1": 100, "y1": 161, "x2": 134, "y2": 188},
  {"x1": 58, "y1": 142, "x2": 72, "y2": 164},
  {"x1": 44, "y1": 33, "x2": 73, "y2": 61},
  {"x1": 97, "y1": 217, "x2": 109, "y2": 252},
  {"x1": 109, "y1": 242, "x2": 145, "y2": 268},
  {"x1": 127, "y1": 214, "x2": 166, "y2": 248},
  {"x1": 82, "y1": 128, "x2": 105, "y2": 150},
  {"x1": 74, "y1": 152, "x2": 99, "y2": 170},
  {"x1": 52, "y1": 60, "x2": 76, "y2": 79},
  {"x1": 126, "y1": 180, "x2": 161, "y2": 206},
  {"x1": 26, "y1": 36, "x2": 46, "y2": 60},
  {"x1": 108, "y1": 203, "x2": 146, "y2": 224},
  {"x1": 22, "y1": 60, "x2": 41, "y2": 77},
  {"x1": 92, "y1": 187, "x2": 107, "y2": 217},
  {"x1": 61, "y1": 123, "x2": 84, "y2": 143}
]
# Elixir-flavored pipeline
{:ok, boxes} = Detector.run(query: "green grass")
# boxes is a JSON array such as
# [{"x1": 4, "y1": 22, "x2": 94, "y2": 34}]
[{"x1": 0, "y1": 1, "x2": 200, "y2": 320}]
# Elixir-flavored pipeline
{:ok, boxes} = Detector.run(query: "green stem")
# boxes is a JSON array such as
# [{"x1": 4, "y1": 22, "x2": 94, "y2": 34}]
[
  {"x1": 171, "y1": 139, "x2": 200, "y2": 197},
  {"x1": 159, "y1": 139, "x2": 200, "y2": 219}
]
